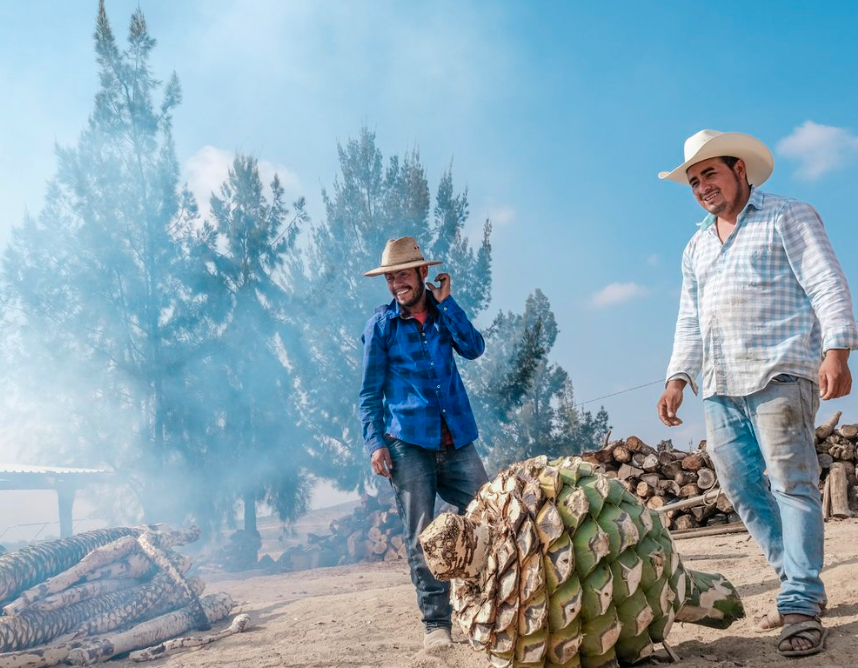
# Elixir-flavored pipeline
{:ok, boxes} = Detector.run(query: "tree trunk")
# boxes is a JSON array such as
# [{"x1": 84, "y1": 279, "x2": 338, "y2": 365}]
[{"x1": 243, "y1": 490, "x2": 257, "y2": 534}]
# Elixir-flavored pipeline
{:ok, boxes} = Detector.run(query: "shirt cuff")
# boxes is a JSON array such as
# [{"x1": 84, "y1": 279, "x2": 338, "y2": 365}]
[
  {"x1": 436, "y1": 295, "x2": 464, "y2": 319},
  {"x1": 667, "y1": 372, "x2": 698, "y2": 396},
  {"x1": 823, "y1": 326, "x2": 858, "y2": 352},
  {"x1": 366, "y1": 436, "x2": 387, "y2": 456}
]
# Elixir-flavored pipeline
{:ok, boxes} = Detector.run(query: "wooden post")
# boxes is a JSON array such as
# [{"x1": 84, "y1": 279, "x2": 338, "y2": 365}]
[
  {"x1": 56, "y1": 484, "x2": 76, "y2": 538},
  {"x1": 829, "y1": 463, "x2": 852, "y2": 519}
]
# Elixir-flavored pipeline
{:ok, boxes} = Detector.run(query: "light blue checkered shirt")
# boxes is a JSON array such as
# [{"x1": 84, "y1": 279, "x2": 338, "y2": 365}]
[{"x1": 667, "y1": 188, "x2": 858, "y2": 398}]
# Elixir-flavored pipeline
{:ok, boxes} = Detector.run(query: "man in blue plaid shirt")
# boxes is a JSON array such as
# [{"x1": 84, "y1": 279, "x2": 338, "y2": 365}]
[
  {"x1": 657, "y1": 130, "x2": 857, "y2": 658},
  {"x1": 360, "y1": 236, "x2": 488, "y2": 651}
]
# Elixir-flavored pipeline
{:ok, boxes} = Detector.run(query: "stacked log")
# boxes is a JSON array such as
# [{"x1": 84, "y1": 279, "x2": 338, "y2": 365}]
[
  {"x1": 271, "y1": 486, "x2": 407, "y2": 572},
  {"x1": 816, "y1": 411, "x2": 858, "y2": 519},
  {"x1": 582, "y1": 436, "x2": 735, "y2": 531},
  {"x1": 586, "y1": 412, "x2": 858, "y2": 530},
  {"x1": 0, "y1": 525, "x2": 245, "y2": 667}
]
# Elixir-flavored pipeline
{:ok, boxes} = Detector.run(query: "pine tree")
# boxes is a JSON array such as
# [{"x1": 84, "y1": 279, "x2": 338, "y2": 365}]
[
  {"x1": 196, "y1": 155, "x2": 313, "y2": 530},
  {"x1": 473, "y1": 290, "x2": 611, "y2": 471},
  {"x1": 0, "y1": 2, "x2": 204, "y2": 523}
]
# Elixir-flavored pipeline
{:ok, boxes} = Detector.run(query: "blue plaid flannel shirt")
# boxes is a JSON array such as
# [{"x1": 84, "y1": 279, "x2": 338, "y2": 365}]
[
  {"x1": 359, "y1": 294, "x2": 484, "y2": 455},
  {"x1": 667, "y1": 188, "x2": 858, "y2": 398}
]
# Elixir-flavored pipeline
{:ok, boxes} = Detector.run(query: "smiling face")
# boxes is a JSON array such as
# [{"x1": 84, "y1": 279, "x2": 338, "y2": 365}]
[
  {"x1": 686, "y1": 157, "x2": 751, "y2": 219},
  {"x1": 385, "y1": 266, "x2": 429, "y2": 310}
]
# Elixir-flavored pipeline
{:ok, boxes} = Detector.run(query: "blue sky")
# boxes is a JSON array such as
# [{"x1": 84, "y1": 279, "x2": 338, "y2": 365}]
[{"x1": 1, "y1": 0, "x2": 857, "y2": 467}]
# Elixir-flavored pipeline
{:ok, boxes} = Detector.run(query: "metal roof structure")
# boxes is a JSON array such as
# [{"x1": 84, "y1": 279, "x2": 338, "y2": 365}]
[
  {"x1": 0, "y1": 463, "x2": 109, "y2": 476},
  {"x1": 0, "y1": 463, "x2": 113, "y2": 538}
]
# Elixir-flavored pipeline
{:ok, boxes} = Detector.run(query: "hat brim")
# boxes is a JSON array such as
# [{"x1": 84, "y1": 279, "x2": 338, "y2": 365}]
[
  {"x1": 658, "y1": 132, "x2": 774, "y2": 186},
  {"x1": 363, "y1": 259, "x2": 442, "y2": 277}
]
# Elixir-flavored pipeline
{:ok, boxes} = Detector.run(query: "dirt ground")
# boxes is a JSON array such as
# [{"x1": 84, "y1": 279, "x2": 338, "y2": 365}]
[{"x1": 110, "y1": 518, "x2": 858, "y2": 668}]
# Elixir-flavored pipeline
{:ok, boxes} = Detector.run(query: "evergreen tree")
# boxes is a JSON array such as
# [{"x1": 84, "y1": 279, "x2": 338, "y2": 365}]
[
  {"x1": 0, "y1": 2, "x2": 204, "y2": 523},
  {"x1": 196, "y1": 155, "x2": 313, "y2": 530},
  {"x1": 473, "y1": 290, "x2": 611, "y2": 471}
]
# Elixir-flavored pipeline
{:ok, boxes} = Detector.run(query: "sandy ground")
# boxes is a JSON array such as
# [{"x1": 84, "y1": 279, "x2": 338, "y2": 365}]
[{"x1": 108, "y1": 518, "x2": 858, "y2": 668}]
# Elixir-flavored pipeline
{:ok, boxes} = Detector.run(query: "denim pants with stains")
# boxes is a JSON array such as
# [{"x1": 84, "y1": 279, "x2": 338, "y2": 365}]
[
  {"x1": 386, "y1": 438, "x2": 488, "y2": 632},
  {"x1": 704, "y1": 374, "x2": 824, "y2": 617}
]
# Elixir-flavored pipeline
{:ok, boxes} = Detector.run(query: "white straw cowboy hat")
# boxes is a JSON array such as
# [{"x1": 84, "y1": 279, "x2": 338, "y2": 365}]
[
  {"x1": 658, "y1": 129, "x2": 774, "y2": 186},
  {"x1": 363, "y1": 236, "x2": 441, "y2": 277}
]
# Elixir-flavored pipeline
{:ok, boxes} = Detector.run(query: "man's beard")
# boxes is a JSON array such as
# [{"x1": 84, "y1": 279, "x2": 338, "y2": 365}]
[{"x1": 398, "y1": 281, "x2": 425, "y2": 312}]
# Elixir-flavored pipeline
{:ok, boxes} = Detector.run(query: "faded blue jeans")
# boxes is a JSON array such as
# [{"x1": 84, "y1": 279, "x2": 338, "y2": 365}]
[
  {"x1": 704, "y1": 374, "x2": 824, "y2": 617},
  {"x1": 387, "y1": 438, "x2": 488, "y2": 631}
]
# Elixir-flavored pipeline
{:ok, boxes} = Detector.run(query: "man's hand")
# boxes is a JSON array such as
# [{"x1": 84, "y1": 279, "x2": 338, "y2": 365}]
[
  {"x1": 657, "y1": 379, "x2": 686, "y2": 427},
  {"x1": 819, "y1": 349, "x2": 852, "y2": 400},
  {"x1": 427, "y1": 273, "x2": 451, "y2": 303},
  {"x1": 371, "y1": 447, "x2": 393, "y2": 478}
]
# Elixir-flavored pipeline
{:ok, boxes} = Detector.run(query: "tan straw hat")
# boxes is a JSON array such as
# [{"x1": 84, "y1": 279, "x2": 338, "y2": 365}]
[
  {"x1": 363, "y1": 236, "x2": 441, "y2": 277},
  {"x1": 658, "y1": 129, "x2": 774, "y2": 186}
]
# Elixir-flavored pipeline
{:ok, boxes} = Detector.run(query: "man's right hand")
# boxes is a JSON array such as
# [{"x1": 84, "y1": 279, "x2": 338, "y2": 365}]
[
  {"x1": 371, "y1": 447, "x2": 393, "y2": 478},
  {"x1": 657, "y1": 379, "x2": 686, "y2": 427}
]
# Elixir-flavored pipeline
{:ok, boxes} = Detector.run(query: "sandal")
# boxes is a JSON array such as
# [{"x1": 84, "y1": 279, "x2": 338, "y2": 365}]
[{"x1": 777, "y1": 618, "x2": 828, "y2": 658}]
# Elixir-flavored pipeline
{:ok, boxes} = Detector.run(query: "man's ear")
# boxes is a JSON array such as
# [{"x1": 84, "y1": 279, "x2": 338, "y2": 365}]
[
  {"x1": 735, "y1": 158, "x2": 748, "y2": 183},
  {"x1": 419, "y1": 266, "x2": 429, "y2": 280}
]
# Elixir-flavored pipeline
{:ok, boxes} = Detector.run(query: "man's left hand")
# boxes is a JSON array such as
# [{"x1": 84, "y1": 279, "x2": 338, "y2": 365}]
[
  {"x1": 427, "y1": 273, "x2": 451, "y2": 303},
  {"x1": 819, "y1": 349, "x2": 852, "y2": 400}
]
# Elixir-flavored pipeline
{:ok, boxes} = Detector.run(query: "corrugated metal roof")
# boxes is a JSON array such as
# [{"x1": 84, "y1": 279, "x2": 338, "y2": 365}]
[{"x1": 0, "y1": 462, "x2": 110, "y2": 475}]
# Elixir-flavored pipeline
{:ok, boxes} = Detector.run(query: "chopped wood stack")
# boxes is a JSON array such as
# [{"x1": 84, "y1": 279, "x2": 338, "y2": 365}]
[
  {"x1": 582, "y1": 411, "x2": 858, "y2": 530},
  {"x1": 0, "y1": 525, "x2": 245, "y2": 667},
  {"x1": 271, "y1": 486, "x2": 407, "y2": 572},
  {"x1": 581, "y1": 436, "x2": 738, "y2": 531},
  {"x1": 816, "y1": 411, "x2": 858, "y2": 520}
]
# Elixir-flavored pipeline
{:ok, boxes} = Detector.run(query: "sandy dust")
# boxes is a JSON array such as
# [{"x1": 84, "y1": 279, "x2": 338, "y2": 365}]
[{"x1": 108, "y1": 518, "x2": 858, "y2": 668}]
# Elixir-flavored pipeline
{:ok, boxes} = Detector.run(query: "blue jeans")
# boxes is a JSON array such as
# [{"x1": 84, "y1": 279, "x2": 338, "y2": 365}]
[
  {"x1": 387, "y1": 438, "x2": 488, "y2": 631},
  {"x1": 703, "y1": 375, "x2": 824, "y2": 617}
]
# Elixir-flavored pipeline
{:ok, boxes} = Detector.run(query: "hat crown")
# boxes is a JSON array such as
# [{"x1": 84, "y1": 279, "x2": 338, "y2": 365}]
[
  {"x1": 363, "y1": 236, "x2": 441, "y2": 276},
  {"x1": 683, "y1": 129, "x2": 724, "y2": 161},
  {"x1": 381, "y1": 237, "x2": 425, "y2": 267}
]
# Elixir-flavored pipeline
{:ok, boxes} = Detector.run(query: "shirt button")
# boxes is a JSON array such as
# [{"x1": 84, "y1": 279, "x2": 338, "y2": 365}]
[
  {"x1": 442, "y1": 409, "x2": 447, "y2": 413},
  {"x1": 430, "y1": 362, "x2": 435, "y2": 366},
  {"x1": 443, "y1": 307, "x2": 447, "y2": 311},
  {"x1": 436, "y1": 384, "x2": 441, "y2": 389}
]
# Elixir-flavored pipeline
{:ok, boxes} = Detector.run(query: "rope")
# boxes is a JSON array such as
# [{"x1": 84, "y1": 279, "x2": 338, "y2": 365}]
[{"x1": 576, "y1": 379, "x2": 664, "y2": 408}]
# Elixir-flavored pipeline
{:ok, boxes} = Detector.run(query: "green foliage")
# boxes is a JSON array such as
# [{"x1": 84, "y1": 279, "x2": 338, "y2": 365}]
[
  {"x1": 191, "y1": 155, "x2": 314, "y2": 528},
  {"x1": 1, "y1": 2, "x2": 203, "y2": 524},
  {"x1": 471, "y1": 290, "x2": 611, "y2": 472}
]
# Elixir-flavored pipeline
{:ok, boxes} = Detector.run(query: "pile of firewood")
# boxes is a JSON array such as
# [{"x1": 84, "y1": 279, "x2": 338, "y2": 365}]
[
  {"x1": 272, "y1": 486, "x2": 407, "y2": 572},
  {"x1": 816, "y1": 411, "x2": 858, "y2": 520},
  {"x1": 0, "y1": 525, "x2": 248, "y2": 667},
  {"x1": 584, "y1": 436, "x2": 738, "y2": 531},
  {"x1": 587, "y1": 412, "x2": 858, "y2": 531}
]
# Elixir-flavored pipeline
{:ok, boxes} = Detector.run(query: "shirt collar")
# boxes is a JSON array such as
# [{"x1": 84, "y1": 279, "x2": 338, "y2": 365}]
[{"x1": 698, "y1": 187, "x2": 764, "y2": 231}]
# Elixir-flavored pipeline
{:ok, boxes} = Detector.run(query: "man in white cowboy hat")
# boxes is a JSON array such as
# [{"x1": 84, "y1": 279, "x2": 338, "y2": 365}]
[
  {"x1": 656, "y1": 129, "x2": 857, "y2": 657},
  {"x1": 359, "y1": 236, "x2": 488, "y2": 651}
]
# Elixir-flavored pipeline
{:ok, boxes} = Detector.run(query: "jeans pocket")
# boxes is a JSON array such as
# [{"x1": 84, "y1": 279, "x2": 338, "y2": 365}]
[{"x1": 771, "y1": 373, "x2": 800, "y2": 384}]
